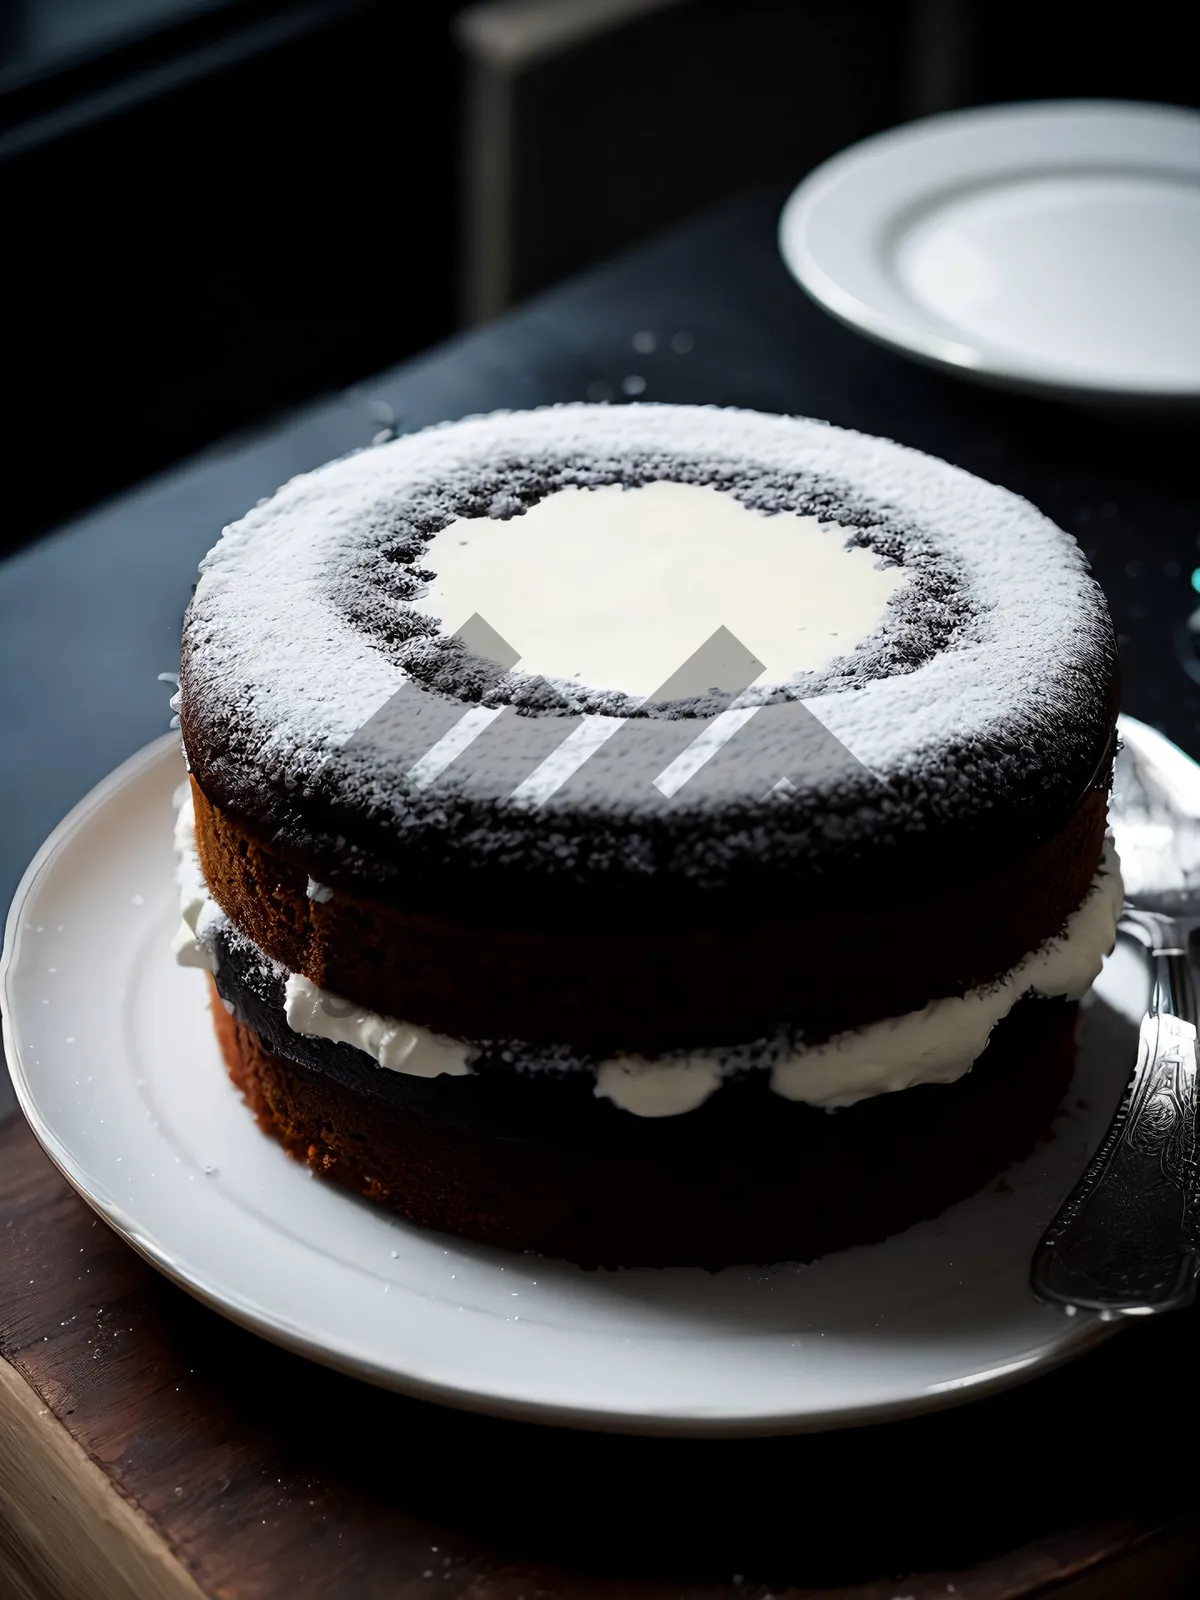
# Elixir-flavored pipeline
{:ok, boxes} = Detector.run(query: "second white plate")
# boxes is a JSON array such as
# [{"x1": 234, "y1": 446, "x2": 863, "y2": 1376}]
[
  {"x1": 2, "y1": 736, "x2": 1149, "y2": 1434},
  {"x1": 779, "y1": 100, "x2": 1200, "y2": 403}
]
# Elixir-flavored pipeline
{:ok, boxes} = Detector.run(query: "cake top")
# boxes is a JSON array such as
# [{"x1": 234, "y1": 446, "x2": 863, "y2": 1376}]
[{"x1": 179, "y1": 404, "x2": 1117, "y2": 912}]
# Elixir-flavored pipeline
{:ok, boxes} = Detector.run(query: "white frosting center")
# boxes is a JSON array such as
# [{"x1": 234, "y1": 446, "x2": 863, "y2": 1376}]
[
  {"x1": 174, "y1": 797, "x2": 1121, "y2": 1118},
  {"x1": 420, "y1": 481, "x2": 907, "y2": 697}
]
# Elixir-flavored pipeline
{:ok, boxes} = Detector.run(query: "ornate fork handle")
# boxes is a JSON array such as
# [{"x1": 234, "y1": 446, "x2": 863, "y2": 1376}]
[{"x1": 1032, "y1": 909, "x2": 1200, "y2": 1316}]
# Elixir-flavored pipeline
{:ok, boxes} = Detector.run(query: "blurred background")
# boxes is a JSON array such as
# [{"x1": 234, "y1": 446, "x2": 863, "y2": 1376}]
[{"x1": 3, "y1": 0, "x2": 1196, "y2": 556}]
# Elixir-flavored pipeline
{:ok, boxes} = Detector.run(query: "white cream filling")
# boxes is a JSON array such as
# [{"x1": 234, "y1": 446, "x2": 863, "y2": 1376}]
[
  {"x1": 281, "y1": 974, "x2": 470, "y2": 1077},
  {"x1": 172, "y1": 785, "x2": 222, "y2": 972},
  {"x1": 174, "y1": 796, "x2": 1121, "y2": 1117},
  {"x1": 602, "y1": 836, "x2": 1123, "y2": 1115}
]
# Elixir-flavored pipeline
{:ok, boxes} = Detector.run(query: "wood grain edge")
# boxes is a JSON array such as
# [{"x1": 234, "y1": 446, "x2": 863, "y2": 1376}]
[
  {"x1": 0, "y1": 1354, "x2": 208, "y2": 1600},
  {"x1": 986, "y1": 1516, "x2": 1200, "y2": 1600},
  {"x1": 1053, "y1": 1517, "x2": 1200, "y2": 1600}
]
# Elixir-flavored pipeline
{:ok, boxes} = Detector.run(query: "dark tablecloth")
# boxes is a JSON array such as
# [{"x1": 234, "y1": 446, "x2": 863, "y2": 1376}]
[{"x1": 3, "y1": 182, "x2": 1197, "y2": 955}]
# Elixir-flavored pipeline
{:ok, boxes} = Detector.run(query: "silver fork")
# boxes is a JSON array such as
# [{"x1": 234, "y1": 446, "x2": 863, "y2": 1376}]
[{"x1": 1032, "y1": 718, "x2": 1200, "y2": 1316}]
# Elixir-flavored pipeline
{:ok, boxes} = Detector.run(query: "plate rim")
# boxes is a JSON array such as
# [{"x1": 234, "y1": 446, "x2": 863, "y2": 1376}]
[
  {"x1": 778, "y1": 98, "x2": 1200, "y2": 404},
  {"x1": 2, "y1": 734, "x2": 1120, "y2": 1437}
]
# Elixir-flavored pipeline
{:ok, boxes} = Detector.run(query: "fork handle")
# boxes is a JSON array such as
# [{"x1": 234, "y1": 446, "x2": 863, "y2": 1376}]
[{"x1": 1031, "y1": 909, "x2": 1200, "y2": 1316}]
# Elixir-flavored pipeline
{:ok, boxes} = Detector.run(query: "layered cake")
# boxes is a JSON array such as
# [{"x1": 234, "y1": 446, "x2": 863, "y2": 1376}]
[{"x1": 173, "y1": 404, "x2": 1121, "y2": 1267}]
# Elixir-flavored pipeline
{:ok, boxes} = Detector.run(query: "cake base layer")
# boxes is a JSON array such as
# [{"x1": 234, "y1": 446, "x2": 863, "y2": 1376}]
[
  {"x1": 209, "y1": 981, "x2": 1079, "y2": 1268},
  {"x1": 193, "y1": 773, "x2": 1110, "y2": 1053}
]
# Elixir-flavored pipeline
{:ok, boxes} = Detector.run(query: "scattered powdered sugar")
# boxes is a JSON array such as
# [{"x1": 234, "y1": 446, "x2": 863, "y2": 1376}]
[{"x1": 179, "y1": 404, "x2": 1114, "y2": 893}]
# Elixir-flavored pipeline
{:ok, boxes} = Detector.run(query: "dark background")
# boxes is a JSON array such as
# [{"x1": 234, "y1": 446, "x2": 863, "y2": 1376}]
[{"x1": 2, "y1": 0, "x2": 1198, "y2": 553}]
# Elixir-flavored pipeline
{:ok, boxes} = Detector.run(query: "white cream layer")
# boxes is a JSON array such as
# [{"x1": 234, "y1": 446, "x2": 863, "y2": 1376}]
[
  {"x1": 281, "y1": 975, "x2": 470, "y2": 1078},
  {"x1": 598, "y1": 836, "x2": 1122, "y2": 1115},
  {"x1": 171, "y1": 787, "x2": 222, "y2": 972},
  {"x1": 421, "y1": 481, "x2": 908, "y2": 697},
  {"x1": 174, "y1": 797, "x2": 1121, "y2": 1117}
]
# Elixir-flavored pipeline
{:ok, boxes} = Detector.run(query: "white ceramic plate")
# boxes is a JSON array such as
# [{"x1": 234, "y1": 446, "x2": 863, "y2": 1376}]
[
  {"x1": 779, "y1": 100, "x2": 1200, "y2": 403},
  {"x1": 2, "y1": 735, "x2": 1149, "y2": 1435}
]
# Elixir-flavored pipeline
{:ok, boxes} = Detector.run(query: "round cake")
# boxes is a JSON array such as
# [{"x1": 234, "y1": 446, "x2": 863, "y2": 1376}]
[{"x1": 174, "y1": 403, "x2": 1121, "y2": 1267}]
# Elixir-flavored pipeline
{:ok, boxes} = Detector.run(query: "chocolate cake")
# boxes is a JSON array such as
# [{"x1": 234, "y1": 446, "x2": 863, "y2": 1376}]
[{"x1": 173, "y1": 404, "x2": 1122, "y2": 1267}]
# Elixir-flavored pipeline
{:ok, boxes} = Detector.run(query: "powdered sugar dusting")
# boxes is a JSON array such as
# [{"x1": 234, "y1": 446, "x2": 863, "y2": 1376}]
[{"x1": 179, "y1": 404, "x2": 1115, "y2": 897}]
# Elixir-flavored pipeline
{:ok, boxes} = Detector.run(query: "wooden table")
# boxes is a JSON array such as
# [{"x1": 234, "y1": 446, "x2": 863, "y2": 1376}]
[{"x1": 2, "y1": 1110, "x2": 1199, "y2": 1599}]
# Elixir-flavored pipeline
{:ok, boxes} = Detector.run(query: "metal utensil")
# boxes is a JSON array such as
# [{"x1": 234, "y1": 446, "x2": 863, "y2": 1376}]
[{"x1": 1032, "y1": 716, "x2": 1200, "y2": 1316}]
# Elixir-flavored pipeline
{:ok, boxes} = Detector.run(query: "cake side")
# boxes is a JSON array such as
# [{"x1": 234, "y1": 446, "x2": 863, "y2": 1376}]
[
  {"x1": 209, "y1": 976, "x2": 1081, "y2": 1269},
  {"x1": 178, "y1": 785, "x2": 1121, "y2": 1117},
  {"x1": 190, "y1": 773, "x2": 1111, "y2": 1051}
]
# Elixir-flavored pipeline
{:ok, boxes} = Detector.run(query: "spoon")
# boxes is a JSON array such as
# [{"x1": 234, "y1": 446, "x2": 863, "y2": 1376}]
[{"x1": 1031, "y1": 716, "x2": 1200, "y2": 1316}]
